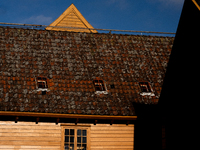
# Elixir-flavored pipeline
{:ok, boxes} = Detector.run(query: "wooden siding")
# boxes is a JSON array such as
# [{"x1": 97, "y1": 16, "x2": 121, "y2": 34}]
[
  {"x1": 0, "y1": 121, "x2": 134, "y2": 150},
  {"x1": 46, "y1": 4, "x2": 97, "y2": 33},
  {"x1": 90, "y1": 124, "x2": 134, "y2": 150},
  {"x1": 0, "y1": 121, "x2": 61, "y2": 150}
]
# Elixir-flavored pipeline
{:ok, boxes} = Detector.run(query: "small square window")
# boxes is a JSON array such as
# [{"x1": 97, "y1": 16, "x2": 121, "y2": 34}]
[
  {"x1": 139, "y1": 82, "x2": 152, "y2": 93},
  {"x1": 93, "y1": 79, "x2": 106, "y2": 91},
  {"x1": 37, "y1": 77, "x2": 48, "y2": 89}
]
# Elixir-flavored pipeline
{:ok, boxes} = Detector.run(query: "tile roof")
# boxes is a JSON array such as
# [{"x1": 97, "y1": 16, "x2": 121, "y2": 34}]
[{"x1": 0, "y1": 26, "x2": 174, "y2": 116}]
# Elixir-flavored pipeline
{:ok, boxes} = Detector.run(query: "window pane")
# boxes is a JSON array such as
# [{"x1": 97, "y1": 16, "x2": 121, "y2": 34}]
[
  {"x1": 141, "y1": 87, "x2": 148, "y2": 92},
  {"x1": 38, "y1": 82, "x2": 45, "y2": 88},
  {"x1": 83, "y1": 144, "x2": 87, "y2": 150},
  {"x1": 65, "y1": 129, "x2": 69, "y2": 135},
  {"x1": 95, "y1": 87, "x2": 101, "y2": 91},
  {"x1": 70, "y1": 129, "x2": 74, "y2": 135},
  {"x1": 70, "y1": 144, "x2": 74, "y2": 150},
  {"x1": 77, "y1": 129, "x2": 81, "y2": 136},
  {"x1": 70, "y1": 137, "x2": 74, "y2": 143},
  {"x1": 82, "y1": 130, "x2": 87, "y2": 136},
  {"x1": 82, "y1": 137, "x2": 87, "y2": 143},
  {"x1": 42, "y1": 77, "x2": 47, "y2": 80},
  {"x1": 65, "y1": 136, "x2": 69, "y2": 142},
  {"x1": 77, "y1": 137, "x2": 81, "y2": 143},
  {"x1": 94, "y1": 80, "x2": 98, "y2": 83},
  {"x1": 77, "y1": 144, "x2": 82, "y2": 150},
  {"x1": 64, "y1": 144, "x2": 70, "y2": 150}
]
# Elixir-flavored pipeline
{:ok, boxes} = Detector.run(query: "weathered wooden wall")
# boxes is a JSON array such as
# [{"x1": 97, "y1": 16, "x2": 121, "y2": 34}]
[
  {"x1": 90, "y1": 124, "x2": 134, "y2": 150},
  {"x1": 0, "y1": 121, "x2": 61, "y2": 150},
  {"x1": 0, "y1": 121, "x2": 134, "y2": 150}
]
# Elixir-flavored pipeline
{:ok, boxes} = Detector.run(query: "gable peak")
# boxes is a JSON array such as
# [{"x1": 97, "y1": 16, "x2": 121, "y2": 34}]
[{"x1": 46, "y1": 4, "x2": 97, "y2": 33}]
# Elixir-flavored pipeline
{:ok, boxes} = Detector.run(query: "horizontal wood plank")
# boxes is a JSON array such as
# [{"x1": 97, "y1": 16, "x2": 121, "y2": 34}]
[
  {"x1": 91, "y1": 149, "x2": 133, "y2": 150},
  {"x1": 0, "y1": 137, "x2": 61, "y2": 141},
  {"x1": 0, "y1": 141, "x2": 60, "y2": 146},
  {"x1": 91, "y1": 124, "x2": 134, "y2": 127},
  {"x1": 0, "y1": 149, "x2": 60, "y2": 150},
  {"x1": 91, "y1": 138, "x2": 133, "y2": 142},
  {"x1": 0, "y1": 121, "x2": 60, "y2": 126},
  {"x1": 91, "y1": 134, "x2": 133, "y2": 138},
  {"x1": 0, "y1": 145, "x2": 60, "y2": 149},
  {"x1": 91, "y1": 142, "x2": 133, "y2": 146},
  {"x1": 0, "y1": 129, "x2": 61, "y2": 133},
  {"x1": 91, "y1": 127, "x2": 134, "y2": 131},
  {"x1": 0, "y1": 132, "x2": 61, "y2": 137},
  {"x1": 91, "y1": 145, "x2": 133, "y2": 149},
  {"x1": 91, "y1": 130, "x2": 134, "y2": 134},
  {"x1": 0, "y1": 125, "x2": 60, "y2": 130}
]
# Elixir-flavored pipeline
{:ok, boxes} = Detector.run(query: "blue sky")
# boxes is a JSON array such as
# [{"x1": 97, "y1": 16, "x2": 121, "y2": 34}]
[{"x1": 0, "y1": 0, "x2": 184, "y2": 33}]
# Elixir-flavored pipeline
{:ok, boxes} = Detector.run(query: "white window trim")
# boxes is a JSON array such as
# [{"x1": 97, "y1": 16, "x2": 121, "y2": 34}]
[
  {"x1": 36, "y1": 88, "x2": 50, "y2": 92},
  {"x1": 95, "y1": 91, "x2": 108, "y2": 95},
  {"x1": 140, "y1": 92, "x2": 155, "y2": 96}
]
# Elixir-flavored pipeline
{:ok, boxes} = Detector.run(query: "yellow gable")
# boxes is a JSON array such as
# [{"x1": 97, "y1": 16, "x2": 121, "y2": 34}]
[{"x1": 46, "y1": 4, "x2": 97, "y2": 33}]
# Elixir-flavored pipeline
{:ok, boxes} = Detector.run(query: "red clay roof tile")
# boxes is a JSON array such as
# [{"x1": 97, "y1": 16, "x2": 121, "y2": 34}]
[{"x1": 0, "y1": 26, "x2": 174, "y2": 116}]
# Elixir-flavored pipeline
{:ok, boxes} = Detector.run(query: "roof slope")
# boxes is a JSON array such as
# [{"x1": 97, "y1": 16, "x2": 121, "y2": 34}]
[
  {"x1": 0, "y1": 27, "x2": 174, "y2": 116},
  {"x1": 46, "y1": 4, "x2": 97, "y2": 33}
]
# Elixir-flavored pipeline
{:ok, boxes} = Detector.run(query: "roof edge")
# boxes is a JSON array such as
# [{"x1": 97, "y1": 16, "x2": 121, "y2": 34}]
[{"x1": 0, "y1": 111, "x2": 137, "y2": 120}]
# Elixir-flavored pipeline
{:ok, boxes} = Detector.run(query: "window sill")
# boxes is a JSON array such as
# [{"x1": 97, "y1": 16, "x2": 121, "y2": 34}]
[
  {"x1": 95, "y1": 91, "x2": 108, "y2": 95},
  {"x1": 140, "y1": 92, "x2": 155, "y2": 96},
  {"x1": 36, "y1": 88, "x2": 50, "y2": 92}
]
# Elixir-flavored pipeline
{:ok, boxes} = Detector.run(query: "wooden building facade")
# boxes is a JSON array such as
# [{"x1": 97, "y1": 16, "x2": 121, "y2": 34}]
[
  {"x1": 0, "y1": 3, "x2": 175, "y2": 150},
  {"x1": 0, "y1": 121, "x2": 134, "y2": 150}
]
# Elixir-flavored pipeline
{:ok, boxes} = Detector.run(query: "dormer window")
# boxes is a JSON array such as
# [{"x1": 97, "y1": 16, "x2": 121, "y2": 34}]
[
  {"x1": 37, "y1": 77, "x2": 48, "y2": 89},
  {"x1": 93, "y1": 79, "x2": 108, "y2": 94},
  {"x1": 93, "y1": 79, "x2": 106, "y2": 91},
  {"x1": 36, "y1": 77, "x2": 50, "y2": 93},
  {"x1": 139, "y1": 82, "x2": 155, "y2": 96}
]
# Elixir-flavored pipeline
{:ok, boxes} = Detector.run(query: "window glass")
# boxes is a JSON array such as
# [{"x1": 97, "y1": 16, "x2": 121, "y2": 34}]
[
  {"x1": 64, "y1": 129, "x2": 75, "y2": 150},
  {"x1": 70, "y1": 129, "x2": 74, "y2": 135},
  {"x1": 93, "y1": 79, "x2": 106, "y2": 91},
  {"x1": 77, "y1": 129, "x2": 81, "y2": 136},
  {"x1": 82, "y1": 137, "x2": 87, "y2": 143},
  {"x1": 82, "y1": 144, "x2": 87, "y2": 150},
  {"x1": 77, "y1": 137, "x2": 81, "y2": 143},
  {"x1": 64, "y1": 128, "x2": 88, "y2": 150},
  {"x1": 82, "y1": 130, "x2": 87, "y2": 136},
  {"x1": 77, "y1": 129, "x2": 87, "y2": 150},
  {"x1": 65, "y1": 136, "x2": 69, "y2": 142},
  {"x1": 65, "y1": 129, "x2": 69, "y2": 135},
  {"x1": 37, "y1": 76, "x2": 48, "y2": 88}
]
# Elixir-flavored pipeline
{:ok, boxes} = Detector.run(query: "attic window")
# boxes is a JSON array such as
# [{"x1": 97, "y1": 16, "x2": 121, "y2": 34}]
[
  {"x1": 37, "y1": 77, "x2": 48, "y2": 89},
  {"x1": 93, "y1": 79, "x2": 108, "y2": 94},
  {"x1": 93, "y1": 80, "x2": 106, "y2": 91},
  {"x1": 139, "y1": 82, "x2": 155, "y2": 96}
]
